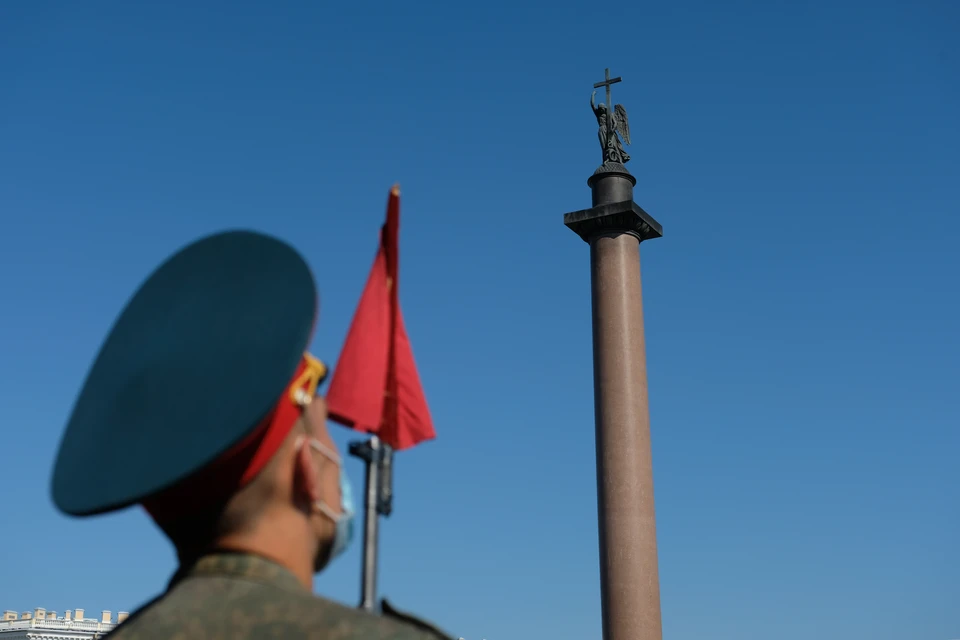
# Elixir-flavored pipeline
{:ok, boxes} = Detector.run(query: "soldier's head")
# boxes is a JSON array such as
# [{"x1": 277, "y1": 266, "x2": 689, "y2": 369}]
[
  {"x1": 141, "y1": 354, "x2": 352, "y2": 576},
  {"x1": 51, "y1": 230, "x2": 353, "y2": 583}
]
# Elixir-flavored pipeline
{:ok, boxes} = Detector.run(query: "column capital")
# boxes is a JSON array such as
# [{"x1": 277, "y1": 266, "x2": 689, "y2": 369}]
[{"x1": 563, "y1": 199, "x2": 663, "y2": 244}]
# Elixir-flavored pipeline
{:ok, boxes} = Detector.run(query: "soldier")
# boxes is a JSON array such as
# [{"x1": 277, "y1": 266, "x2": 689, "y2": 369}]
[{"x1": 51, "y1": 230, "x2": 452, "y2": 640}]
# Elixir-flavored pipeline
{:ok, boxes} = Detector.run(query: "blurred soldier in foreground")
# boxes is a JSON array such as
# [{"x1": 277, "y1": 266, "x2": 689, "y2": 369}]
[{"x1": 50, "y1": 231, "x2": 452, "y2": 640}]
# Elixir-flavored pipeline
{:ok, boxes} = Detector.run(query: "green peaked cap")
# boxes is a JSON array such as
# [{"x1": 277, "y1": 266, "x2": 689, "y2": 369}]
[{"x1": 51, "y1": 230, "x2": 317, "y2": 517}]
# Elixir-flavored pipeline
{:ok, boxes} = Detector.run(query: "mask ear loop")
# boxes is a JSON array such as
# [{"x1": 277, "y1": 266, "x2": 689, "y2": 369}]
[
  {"x1": 315, "y1": 498, "x2": 342, "y2": 524},
  {"x1": 294, "y1": 434, "x2": 344, "y2": 524}
]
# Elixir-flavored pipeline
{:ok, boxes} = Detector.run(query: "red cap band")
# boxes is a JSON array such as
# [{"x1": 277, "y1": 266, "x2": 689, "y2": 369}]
[{"x1": 143, "y1": 356, "x2": 316, "y2": 524}]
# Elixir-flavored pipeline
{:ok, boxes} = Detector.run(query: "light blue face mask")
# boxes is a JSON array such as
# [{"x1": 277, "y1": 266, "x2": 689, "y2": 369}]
[
  {"x1": 328, "y1": 467, "x2": 355, "y2": 560},
  {"x1": 308, "y1": 439, "x2": 355, "y2": 564}
]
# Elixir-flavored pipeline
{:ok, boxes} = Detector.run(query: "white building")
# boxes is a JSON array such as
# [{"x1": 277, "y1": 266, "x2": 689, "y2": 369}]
[{"x1": 0, "y1": 608, "x2": 126, "y2": 640}]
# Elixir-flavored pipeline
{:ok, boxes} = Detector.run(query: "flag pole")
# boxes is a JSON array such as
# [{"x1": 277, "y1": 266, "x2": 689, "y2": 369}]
[{"x1": 348, "y1": 436, "x2": 394, "y2": 612}]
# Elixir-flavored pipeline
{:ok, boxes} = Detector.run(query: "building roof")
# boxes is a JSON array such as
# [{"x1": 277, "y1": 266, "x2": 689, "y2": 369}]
[{"x1": 0, "y1": 608, "x2": 125, "y2": 639}]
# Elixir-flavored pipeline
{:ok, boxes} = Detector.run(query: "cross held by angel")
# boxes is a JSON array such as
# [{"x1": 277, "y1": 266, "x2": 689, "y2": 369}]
[{"x1": 591, "y1": 80, "x2": 631, "y2": 166}]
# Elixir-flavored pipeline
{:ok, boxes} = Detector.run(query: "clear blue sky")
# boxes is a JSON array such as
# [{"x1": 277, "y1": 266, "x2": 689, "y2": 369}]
[{"x1": 1, "y1": 2, "x2": 957, "y2": 639}]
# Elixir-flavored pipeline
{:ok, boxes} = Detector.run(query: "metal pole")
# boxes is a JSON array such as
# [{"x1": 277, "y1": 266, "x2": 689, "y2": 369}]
[
  {"x1": 378, "y1": 445, "x2": 394, "y2": 517},
  {"x1": 349, "y1": 436, "x2": 383, "y2": 612}
]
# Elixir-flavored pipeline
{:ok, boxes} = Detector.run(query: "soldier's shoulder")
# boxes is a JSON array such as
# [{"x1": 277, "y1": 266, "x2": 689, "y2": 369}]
[
  {"x1": 293, "y1": 594, "x2": 455, "y2": 640},
  {"x1": 103, "y1": 583, "x2": 455, "y2": 640},
  {"x1": 380, "y1": 598, "x2": 455, "y2": 640}
]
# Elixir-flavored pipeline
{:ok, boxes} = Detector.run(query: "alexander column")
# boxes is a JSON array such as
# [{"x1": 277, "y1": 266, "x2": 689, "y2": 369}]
[{"x1": 563, "y1": 69, "x2": 664, "y2": 640}]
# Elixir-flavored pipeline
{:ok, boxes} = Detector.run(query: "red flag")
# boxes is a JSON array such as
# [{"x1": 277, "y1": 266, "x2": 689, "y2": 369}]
[{"x1": 326, "y1": 185, "x2": 435, "y2": 450}]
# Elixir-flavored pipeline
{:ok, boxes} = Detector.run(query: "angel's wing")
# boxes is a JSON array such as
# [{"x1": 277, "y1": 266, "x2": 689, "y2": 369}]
[{"x1": 614, "y1": 104, "x2": 631, "y2": 145}]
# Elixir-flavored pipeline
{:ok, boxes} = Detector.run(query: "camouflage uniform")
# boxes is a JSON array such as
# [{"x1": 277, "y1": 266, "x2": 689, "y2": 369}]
[{"x1": 106, "y1": 552, "x2": 452, "y2": 640}]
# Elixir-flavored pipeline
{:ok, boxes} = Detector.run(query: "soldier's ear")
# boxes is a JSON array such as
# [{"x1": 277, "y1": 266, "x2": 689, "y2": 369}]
[{"x1": 293, "y1": 434, "x2": 323, "y2": 507}]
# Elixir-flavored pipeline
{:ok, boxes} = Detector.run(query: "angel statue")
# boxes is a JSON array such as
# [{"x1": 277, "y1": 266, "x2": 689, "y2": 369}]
[{"x1": 591, "y1": 90, "x2": 631, "y2": 165}]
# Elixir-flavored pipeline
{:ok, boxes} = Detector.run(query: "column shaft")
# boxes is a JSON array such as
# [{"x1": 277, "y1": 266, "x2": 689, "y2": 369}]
[{"x1": 589, "y1": 232, "x2": 662, "y2": 640}]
